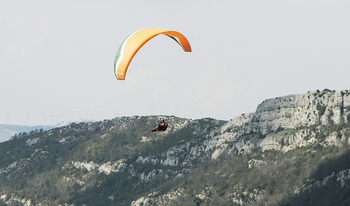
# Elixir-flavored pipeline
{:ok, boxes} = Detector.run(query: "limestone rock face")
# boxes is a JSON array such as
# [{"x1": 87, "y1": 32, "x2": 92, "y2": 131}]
[
  {"x1": 247, "y1": 90, "x2": 350, "y2": 134},
  {"x1": 209, "y1": 90, "x2": 350, "y2": 157}
]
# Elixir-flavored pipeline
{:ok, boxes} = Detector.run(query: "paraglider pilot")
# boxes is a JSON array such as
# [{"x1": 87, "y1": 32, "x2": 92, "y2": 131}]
[{"x1": 151, "y1": 119, "x2": 168, "y2": 132}]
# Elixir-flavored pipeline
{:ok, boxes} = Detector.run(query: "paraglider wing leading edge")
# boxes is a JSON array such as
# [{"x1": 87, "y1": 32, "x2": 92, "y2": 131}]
[{"x1": 114, "y1": 28, "x2": 192, "y2": 80}]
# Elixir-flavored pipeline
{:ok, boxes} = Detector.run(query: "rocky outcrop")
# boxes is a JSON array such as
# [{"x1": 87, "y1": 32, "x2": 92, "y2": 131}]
[
  {"x1": 249, "y1": 90, "x2": 350, "y2": 134},
  {"x1": 131, "y1": 190, "x2": 185, "y2": 206},
  {"x1": 210, "y1": 90, "x2": 350, "y2": 154},
  {"x1": 294, "y1": 167, "x2": 350, "y2": 195}
]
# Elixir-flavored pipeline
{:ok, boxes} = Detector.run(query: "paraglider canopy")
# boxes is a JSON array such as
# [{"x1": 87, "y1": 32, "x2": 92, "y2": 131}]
[{"x1": 114, "y1": 28, "x2": 192, "y2": 80}]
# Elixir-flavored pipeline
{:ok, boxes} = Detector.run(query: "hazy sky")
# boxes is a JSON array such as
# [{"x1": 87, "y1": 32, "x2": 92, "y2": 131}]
[{"x1": 1, "y1": 1, "x2": 350, "y2": 126}]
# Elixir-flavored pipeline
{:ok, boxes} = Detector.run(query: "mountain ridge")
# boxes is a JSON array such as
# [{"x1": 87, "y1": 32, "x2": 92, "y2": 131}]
[
  {"x1": 0, "y1": 125, "x2": 55, "y2": 143},
  {"x1": 1, "y1": 89, "x2": 350, "y2": 205}
]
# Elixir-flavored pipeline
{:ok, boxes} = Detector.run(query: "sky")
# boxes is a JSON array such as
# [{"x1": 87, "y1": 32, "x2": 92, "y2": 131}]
[{"x1": 1, "y1": 0, "x2": 350, "y2": 126}]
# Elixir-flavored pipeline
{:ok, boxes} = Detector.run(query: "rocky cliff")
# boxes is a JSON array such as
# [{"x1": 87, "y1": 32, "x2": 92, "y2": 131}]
[
  {"x1": 204, "y1": 89, "x2": 350, "y2": 155},
  {"x1": 251, "y1": 89, "x2": 350, "y2": 133}
]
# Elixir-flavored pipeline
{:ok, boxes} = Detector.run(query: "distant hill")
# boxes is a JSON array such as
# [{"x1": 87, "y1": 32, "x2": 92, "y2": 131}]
[
  {"x1": 1, "y1": 89, "x2": 350, "y2": 205},
  {"x1": 0, "y1": 125, "x2": 54, "y2": 143}
]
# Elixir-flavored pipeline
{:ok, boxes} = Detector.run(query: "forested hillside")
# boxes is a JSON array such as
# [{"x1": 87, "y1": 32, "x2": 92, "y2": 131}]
[{"x1": 1, "y1": 89, "x2": 350, "y2": 206}]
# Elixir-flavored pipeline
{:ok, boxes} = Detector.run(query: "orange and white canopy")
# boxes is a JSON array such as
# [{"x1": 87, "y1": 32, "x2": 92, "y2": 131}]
[{"x1": 114, "y1": 28, "x2": 192, "y2": 80}]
